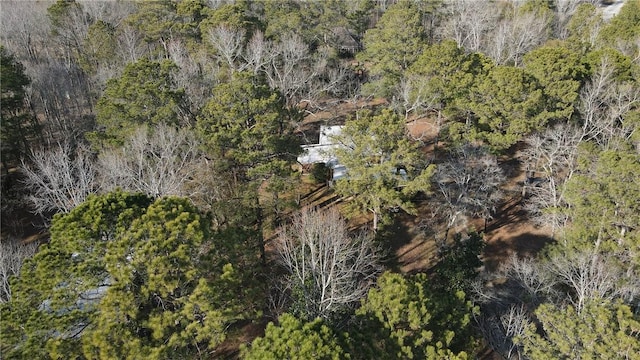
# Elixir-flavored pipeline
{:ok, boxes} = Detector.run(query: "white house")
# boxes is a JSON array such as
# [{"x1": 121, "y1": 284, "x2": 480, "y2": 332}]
[{"x1": 297, "y1": 125, "x2": 347, "y2": 181}]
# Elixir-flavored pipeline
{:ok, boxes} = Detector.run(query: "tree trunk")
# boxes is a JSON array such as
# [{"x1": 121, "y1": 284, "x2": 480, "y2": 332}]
[
  {"x1": 255, "y1": 197, "x2": 266, "y2": 266},
  {"x1": 372, "y1": 210, "x2": 378, "y2": 233}
]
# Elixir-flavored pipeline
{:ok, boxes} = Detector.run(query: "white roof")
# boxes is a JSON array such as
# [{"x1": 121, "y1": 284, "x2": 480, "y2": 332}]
[
  {"x1": 298, "y1": 125, "x2": 344, "y2": 165},
  {"x1": 319, "y1": 125, "x2": 343, "y2": 145},
  {"x1": 298, "y1": 144, "x2": 338, "y2": 164}
]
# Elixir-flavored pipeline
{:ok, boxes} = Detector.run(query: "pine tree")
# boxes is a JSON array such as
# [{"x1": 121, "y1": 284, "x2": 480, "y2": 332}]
[{"x1": 333, "y1": 109, "x2": 435, "y2": 231}]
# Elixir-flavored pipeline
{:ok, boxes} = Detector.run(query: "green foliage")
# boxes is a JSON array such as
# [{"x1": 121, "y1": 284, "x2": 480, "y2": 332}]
[
  {"x1": 566, "y1": 3, "x2": 603, "y2": 52},
  {"x1": 262, "y1": 1, "x2": 305, "y2": 41},
  {"x1": 598, "y1": 0, "x2": 640, "y2": 58},
  {"x1": 80, "y1": 20, "x2": 117, "y2": 75},
  {"x1": 126, "y1": 0, "x2": 212, "y2": 46},
  {"x1": 85, "y1": 197, "x2": 245, "y2": 358},
  {"x1": 333, "y1": 109, "x2": 435, "y2": 231},
  {"x1": 310, "y1": 162, "x2": 329, "y2": 184},
  {"x1": 197, "y1": 71, "x2": 301, "y2": 181},
  {"x1": 260, "y1": 0, "x2": 371, "y2": 49},
  {"x1": 563, "y1": 146, "x2": 640, "y2": 264},
  {"x1": 0, "y1": 46, "x2": 39, "y2": 169},
  {"x1": 466, "y1": 65, "x2": 548, "y2": 153},
  {"x1": 355, "y1": 272, "x2": 476, "y2": 359},
  {"x1": 126, "y1": 1, "x2": 178, "y2": 47},
  {"x1": 517, "y1": 300, "x2": 640, "y2": 360},
  {"x1": 47, "y1": 0, "x2": 85, "y2": 35},
  {"x1": 0, "y1": 47, "x2": 30, "y2": 112},
  {"x1": 1, "y1": 191, "x2": 255, "y2": 359},
  {"x1": 92, "y1": 59, "x2": 188, "y2": 147},
  {"x1": 433, "y1": 232, "x2": 485, "y2": 292},
  {"x1": 524, "y1": 42, "x2": 587, "y2": 122},
  {"x1": 175, "y1": 0, "x2": 209, "y2": 39},
  {"x1": 358, "y1": 0, "x2": 426, "y2": 96},
  {"x1": 241, "y1": 313, "x2": 349, "y2": 360},
  {"x1": 409, "y1": 40, "x2": 493, "y2": 118},
  {"x1": 202, "y1": 2, "x2": 261, "y2": 33},
  {"x1": 584, "y1": 48, "x2": 637, "y2": 82},
  {"x1": 1, "y1": 191, "x2": 151, "y2": 359}
]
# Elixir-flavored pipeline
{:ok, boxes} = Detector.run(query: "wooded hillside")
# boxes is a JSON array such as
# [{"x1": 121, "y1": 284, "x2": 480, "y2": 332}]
[{"x1": 1, "y1": 1, "x2": 639, "y2": 359}]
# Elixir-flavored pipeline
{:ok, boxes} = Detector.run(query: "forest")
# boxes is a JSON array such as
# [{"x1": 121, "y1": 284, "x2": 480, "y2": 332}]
[{"x1": 0, "y1": 0, "x2": 639, "y2": 359}]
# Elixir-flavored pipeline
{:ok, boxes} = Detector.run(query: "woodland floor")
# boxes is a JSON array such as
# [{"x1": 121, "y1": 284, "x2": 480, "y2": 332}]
[
  {"x1": 297, "y1": 100, "x2": 554, "y2": 274},
  {"x1": 1, "y1": 98, "x2": 554, "y2": 359}
]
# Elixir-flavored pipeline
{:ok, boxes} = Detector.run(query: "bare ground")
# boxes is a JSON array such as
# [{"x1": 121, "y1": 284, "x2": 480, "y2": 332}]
[{"x1": 296, "y1": 106, "x2": 553, "y2": 274}]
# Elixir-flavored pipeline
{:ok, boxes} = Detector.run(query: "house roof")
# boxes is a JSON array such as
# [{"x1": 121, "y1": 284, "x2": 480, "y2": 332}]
[{"x1": 298, "y1": 125, "x2": 344, "y2": 165}]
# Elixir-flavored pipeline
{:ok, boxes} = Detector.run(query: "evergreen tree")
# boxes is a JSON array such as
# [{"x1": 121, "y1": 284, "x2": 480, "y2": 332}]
[
  {"x1": 1, "y1": 192, "x2": 254, "y2": 359},
  {"x1": 523, "y1": 42, "x2": 588, "y2": 123},
  {"x1": 408, "y1": 40, "x2": 493, "y2": 120},
  {"x1": 197, "y1": 71, "x2": 301, "y2": 183},
  {"x1": 332, "y1": 109, "x2": 435, "y2": 231},
  {"x1": 355, "y1": 272, "x2": 476, "y2": 359},
  {"x1": 518, "y1": 300, "x2": 640, "y2": 360},
  {"x1": 91, "y1": 59, "x2": 189, "y2": 147},
  {"x1": 241, "y1": 313, "x2": 349, "y2": 360},
  {"x1": 466, "y1": 65, "x2": 548, "y2": 153},
  {"x1": 0, "y1": 46, "x2": 39, "y2": 172},
  {"x1": 564, "y1": 145, "x2": 640, "y2": 265},
  {"x1": 358, "y1": 0, "x2": 426, "y2": 97}
]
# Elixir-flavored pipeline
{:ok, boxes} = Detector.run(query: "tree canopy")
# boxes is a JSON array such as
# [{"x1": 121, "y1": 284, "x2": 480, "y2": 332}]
[
  {"x1": 466, "y1": 65, "x2": 548, "y2": 152},
  {"x1": 0, "y1": 46, "x2": 39, "y2": 170},
  {"x1": 358, "y1": 0, "x2": 426, "y2": 96},
  {"x1": 517, "y1": 300, "x2": 640, "y2": 360},
  {"x1": 92, "y1": 59, "x2": 188, "y2": 147},
  {"x1": 355, "y1": 272, "x2": 476, "y2": 360},
  {"x1": 1, "y1": 191, "x2": 253, "y2": 359},
  {"x1": 333, "y1": 109, "x2": 435, "y2": 231},
  {"x1": 241, "y1": 313, "x2": 349, "y2": 360},
  {"x1": 197, "y1": 71, "x2": 301, "y2": 182}
]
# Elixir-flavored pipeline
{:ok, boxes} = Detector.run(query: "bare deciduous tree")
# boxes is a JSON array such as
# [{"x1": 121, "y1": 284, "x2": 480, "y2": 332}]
[
  {"x1": 579, "y1": 57, "x2": 640, "y2": 149},
  {"x1": 440, "y1": 0, "x2": 500, "y2": 53},
  {"x1": 475, "y1": 303, "x2": 529, "y2": 360},
  {"x1": 264, "y1": 32, "x2": 318, "y2": 107},
  {"x1": 0, "y1": 1, "x2": 51, "y2": 63},
  {"x1": 0, "y1": 237, "x2": 38, "y2": 303},
  {"x1": 521, "y1": 123, "x2": 581, "y2": 236},
  {"x1": 473, "y1": 247, "x2": 639, "y2": 359},
  {"x1": 472, "y1": 254, "x2": 555, "y2": 360},
  {"x1": 488, "y1": 10, "x2": 550, "y2": 66},
  {"x1": 78, "y1": 0, "x2": 137, "y2": 26},
  {"x1": 554, "y1": 0, "x2": 585, "y2": 39},
  {"x1": 115, "y1": 24, "x2": 145, "y2": 64},
  {"x1": 168, "y1": 39, "x2": 218, "y2": 111},
  {"x1": 98, "y1": 124, "x2": 205, "y2": 199},
  {"x1": 543, "y1": 249, "x2": 640, "y2": 314},
  {"x1": 207, "y1": 25, "x2": 246, "y2": 72},
  {"x1": 432, "y1": 144, "x2": 506, "y2": 241},
  {"x1": 276, "y1": 208, "x2": 381, "y2": 322},
  {"x1": 29, "y1": 61, "x2": 95, "y2": 141},
  {"x1": 21, "y1": 142, "x2": 96, "y2": 216},
  {"x1": 244, "y1": 30, "x2": 273, "y2": 75},
  {"x1": 394, "y1": 74, "x2": 440, "y2": 122}
]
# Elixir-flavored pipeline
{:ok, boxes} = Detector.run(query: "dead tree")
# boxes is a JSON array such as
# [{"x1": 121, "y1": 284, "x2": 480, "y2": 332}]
[
  {"x1": 21, "y1": 142, "x2": 96, "y2": 216},
  {"x1": 276, "y1": 207, "x2": 381, "y2": 323}
]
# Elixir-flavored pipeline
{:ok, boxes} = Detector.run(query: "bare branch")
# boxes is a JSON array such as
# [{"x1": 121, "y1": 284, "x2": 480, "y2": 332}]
[
  {"x1": 21, "y1": 142, "x2": 97, "y2": 216},
  {"x1": 0, "y1": 237, "x2": 38, "y2": 303},
  {"x1": 276, "y1": 208, "x2": 381, "y2": 322},
  {"x1": 207, "y1": 25, "x2": 246, "y2": 72},
  {"x1": 521, "y1": 123, "x2": 581, "y2": 235},
  {"x1": 98, "y1": 124, "x2": 207, "y2": 200},
  {"x1": 432, "y1": 144, "x2": 506, "y2": 238}
]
